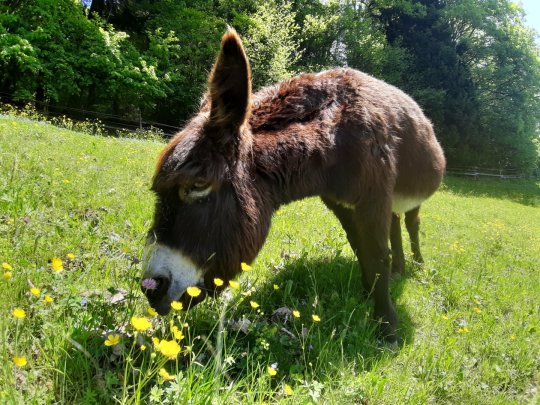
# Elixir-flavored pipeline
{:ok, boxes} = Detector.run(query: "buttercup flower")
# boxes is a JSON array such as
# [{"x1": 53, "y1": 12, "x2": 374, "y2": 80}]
[
  {"x1": 186, "y1": 286, "x2": 201, "y2": 297},
  {"x1": 104, "y1": 334, "x2": 121, "y2": 346},
  {"x1": 312, "y1": 314, "x2": 321, "y2": 322},
  {"x1": 2, "y1": 263, "x2": 12, "y2": 271},
  {"x1": 12, "y1": 308, "x2": 26, "y2": 319},
  {"x1": 43, "y1": 295, "x2": 53, "y2": 304},
  {"x1": 147, "y1": 307, "x2": 157, "y2": 317},
  {"x1": 3, "y1": 271, "x2": 12, "y2": 279},
  {"x1": 273, "y1": 284, "x2": 280, "y2": 290},
  {"x1": 241, "y1": 262, "x2": 252, "y2": 272},
  {"x1": 159, "y1": 368, "x2": 175, "y2": 381},
  {"x1": 250, "y1": 301, "x2": 260, "y2": 309},
  {"x1": 13, "y1": 356, "x2": 27, "y2": 367},
  {"x1": 267, "y1": 366, "x2": 277, "y2": 377},
  {"x1": 30, "y1": 287, "x2": 40, "y2": 297},
  {"x1": 213, "y1": 278, "x2": 224, "y2": 287},
  {"x1": 284, "y1": 384, "x2": 294, "y2": 396},
  {"x1": 171, "y1": 301, "x2": 183, "y2": 311},
  {"x1": 130, "y1": 316, "x2": 152, "y2": 332},
  {"x1": 51, "y1": 257, "x2": 63, "y2": 273},
  {"x1": 458, "y1": 326, "x2": 470, "y2": 334},
  {"x1": 172, "y1": 326, "x2": 184, "y2": 341},
  {"x1": 229, "y1": 280, "x2": 240, "y2": 289},
  {"x1": 156, "y1": 339, "x2": 181, "y2": 359},
  {"x1": 140, "y1": 345, "x2": 147, "y2": 351},
  {"x1": 66, "y1": 253, "x2": 76, "y2": 260},
  {"x1": 473, "y1": 307, "x2": 482, "y2": 314},
  {"x1": 292, "y1": 310, "x2": 300, "y2": 318}
]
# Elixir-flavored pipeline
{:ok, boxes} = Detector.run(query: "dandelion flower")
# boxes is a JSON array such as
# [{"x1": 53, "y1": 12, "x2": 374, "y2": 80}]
[
  {"x1": 43, "y1": 295, "x2": 53, "y2": 304},
  {"x1": 473, "y1": 307, "x2": 482, "y2": 314},
  {"x1": 171, "y1": 301, "x2": 183, "y2": 311},
  {"x1": 250, "y1": 301, "x2": 260, "y2": 309},
  {"x1": 30, "y1": 287, "x2": 40, "y2": 297},
  {"x1": 130, "y1": 316, "x2": 152, "y2": 332},
  {"x1": 12, "y1": 308, "x2": 26, "y2": 319},
  {"x1": 241, "y1": 262, "x2": 252, "y2": 272},
  {"x1": 273, "y1": 284, "x2": 280, "y2": 290},
  {"x1": 292, "y1": 310, "x2": 300, "y2": 318},
  {"x1": 3, "y1": 271, "x2": 12, "y2": 279},
  {"x1": 147, "y1": 307, "x2": 157, "y2": 317},
  {"x1": 213, "y1": 278, "x2": 224, "y2": 287},
  {"x1": 267, "y1": 366, "x2": 277, "y2": 377},
  {"x1": 156, "y1": 339, "x2": 181, "y2": 359},
  {"x1": 159, "y1": 368, "x2": 175, "y2": 381},
  {"x1": 104, "y1": 334, "x2": 121, "y2": 347},
  {"x1": 312, "y1": 314, "x2": 321, "y2": 322},
  {"x1": 2, "y1": 263, "x2": 12, "y2": 271},
  {"x1": 13, "y1": 356, "x2": 27, "y2": 367},
  {"x1": 229, "y1": 280, "x2": 240, "y2": 289},
  {"x1": 284, "y1": 384, "x2": 294, "y2": 396},
  {"x1": 66, "y1": 253, "x2": 76, "y2": 260},
  {"x1": 141, "y1": 278, "x2": 157, "y2": 290},
  {"x1": 186, "y1": 286, "x2": 201, "y2": 297},
  {"x1": 51, "y1": 257, "x2": 63, "y2": 273}
]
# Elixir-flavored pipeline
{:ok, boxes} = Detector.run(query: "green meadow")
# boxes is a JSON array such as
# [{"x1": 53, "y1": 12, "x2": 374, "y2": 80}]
[{"x1": 1, "y1": 116, "x2": 539, "y2": 404}]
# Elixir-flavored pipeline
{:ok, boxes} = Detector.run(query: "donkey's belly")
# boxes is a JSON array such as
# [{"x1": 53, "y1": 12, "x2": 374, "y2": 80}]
[{"x1": 391, "y1": 193, "x2": 425, "y2": 213}]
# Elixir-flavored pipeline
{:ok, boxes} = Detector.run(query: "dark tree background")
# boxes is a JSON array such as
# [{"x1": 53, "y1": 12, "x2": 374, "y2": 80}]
[{"x1": 1, "y1": 0, "x2": 539, "y2": 171}]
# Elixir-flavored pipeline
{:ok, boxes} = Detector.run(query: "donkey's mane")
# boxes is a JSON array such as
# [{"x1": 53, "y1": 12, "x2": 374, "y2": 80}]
[{"x1": 249, "y1": 70, "x2": 346, "y2": 132}]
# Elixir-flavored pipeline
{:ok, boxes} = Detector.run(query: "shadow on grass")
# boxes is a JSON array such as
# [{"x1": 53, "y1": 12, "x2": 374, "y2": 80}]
[{"x1": 443, "y1": 176, "x2": 540, "y2": 207}]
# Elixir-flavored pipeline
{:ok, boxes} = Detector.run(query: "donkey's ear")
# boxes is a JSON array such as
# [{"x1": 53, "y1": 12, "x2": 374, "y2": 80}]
[{"x1": 208, "y1": 29, "x2": 251, "y2": 128}]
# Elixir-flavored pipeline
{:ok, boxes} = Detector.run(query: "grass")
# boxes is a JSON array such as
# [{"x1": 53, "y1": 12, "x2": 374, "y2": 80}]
[{"x1": 0, "y1": 115, "x2": 539, "y2": 404}]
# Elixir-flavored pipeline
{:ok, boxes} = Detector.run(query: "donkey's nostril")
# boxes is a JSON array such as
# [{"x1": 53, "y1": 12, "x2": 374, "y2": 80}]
[{"x1": 141, "y1": 276, "x2": 170, "y2": 302}]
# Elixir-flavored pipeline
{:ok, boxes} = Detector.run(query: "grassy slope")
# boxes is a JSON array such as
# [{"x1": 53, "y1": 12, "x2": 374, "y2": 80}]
[{"x1": 1, "y1": 116, "x2": 539, "y2": 404}]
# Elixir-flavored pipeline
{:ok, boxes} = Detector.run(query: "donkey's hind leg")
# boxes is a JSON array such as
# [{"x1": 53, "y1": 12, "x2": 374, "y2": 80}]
[
  {"x1": 390, "y1": 213, "x2": 405, "y2": 275},
  {"x1": 405, "y1": 206, "x2": 424, "y2": 264}
]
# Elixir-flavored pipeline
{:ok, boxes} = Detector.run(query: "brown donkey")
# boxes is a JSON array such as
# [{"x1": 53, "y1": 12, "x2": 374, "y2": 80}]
[{"x1": 142, "y1": 29, "x2": 446, "y2": 340}]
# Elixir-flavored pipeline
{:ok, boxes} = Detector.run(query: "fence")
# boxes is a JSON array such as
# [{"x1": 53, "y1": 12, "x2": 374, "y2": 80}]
[{"x1": 445, "y1": 166, "x2": 522, "y2": 180}]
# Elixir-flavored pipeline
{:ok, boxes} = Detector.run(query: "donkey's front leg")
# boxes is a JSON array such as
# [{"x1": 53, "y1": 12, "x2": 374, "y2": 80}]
[{"x1": 355, "y1": 205, "x2": 398, "y2": 341}]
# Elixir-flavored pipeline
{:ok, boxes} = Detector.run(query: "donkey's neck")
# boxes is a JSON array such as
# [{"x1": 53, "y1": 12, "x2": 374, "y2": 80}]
[{"x1": 252, "y1": 129, "x2": 332, "y2": 208}]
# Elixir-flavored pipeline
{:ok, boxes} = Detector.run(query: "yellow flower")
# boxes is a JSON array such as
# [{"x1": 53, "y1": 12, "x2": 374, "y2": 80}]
[
  {"x1": 130, "y1": 316, "x2": 152, "y2": 332},
  {"x1": 273, "y1": 284, "x2": 280, "y2": 290},
  {"x1": 267, "y1": 366, "x2": 277, "y2": 377},
  {"x1": 458, "y1": 326, "x2": 470, "y2": 334},
  {"x1": 12, "y1": 308, "x2": 26, "y2": 319},
  {"x1": 2, "y1": 262, "x2": 12, "y2": 271},
  {"x1": 171, "y1": 301, "x2": 183, "y2": 311},
  {"x1": 229, "y1": 280, "x2": 240, "y2": 289},
  {"x1": 312, "y1": 314, "x2": 321, "y2": 322},
  {"x1": 156, "y1": 339, "x2": 181, "y2": 359},
  {"x1": 152, "y1": 337, "x2": 160, "y2": 347},
  {"x1": 66, "y1": 253, "x2": 76, "y2": 260},
  {"x1": 213, "y1": 278, "x2": 224, "y2": 287},
  {"x1": 30, "y1": 287, "x2": 40, "y2": 297},
  {"x1": 510, "y1": 334, "x2": 516, "y2": 340},
  {"x1": 241, "y1": 262, "x2": 252, "y2": 272},
  {"x1": 140, "y1": 345, "x2": 147, "y2": 351},
  {"x1": 43, "y1": 295, "x2": 53, "y2": 304},
  {"x1": 3, "y1": 271, "x2": 12, "y2": 279},
  {"x1": 147, "y1": 307, "x2": 157, "y2": 317},
  {"x1": 250, "y1": 301, "x2": 260, "y2": 309},
  {"x1": 473, "y1": 307, "x2": 482, "y2": 314},
  {"x1": 284, "y1": 384, "x2": 294, "y2": 396},
  {"x1": 292, "y1": 310, "x2": 300, "y2": 318},
  {"x1": 159, "y1": 368, "x2": 175, "y2": 381},
  {"x1": 51, "y1": 257, "x2": 63, "y2": 273},
  {"x1": 186, "y1": 286, "x2": 201, "y2": 297},
  {"x1": 13, "y1": 356, "x2": 27, "y2": 367},
  {"x1": 172, "y1": 326, "x2": 184, "y2": 341},
  {"x1": 441, "y1": 314, "x2": 449, "y2": 320},
  {"x1": 104, "y1": 334, "x2": 121, "y2": 347}
]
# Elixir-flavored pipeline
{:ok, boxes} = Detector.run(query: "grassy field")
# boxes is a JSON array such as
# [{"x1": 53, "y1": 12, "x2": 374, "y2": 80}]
[{"x1": 1, "y1": 115, "x2": 539, "y2": 404}]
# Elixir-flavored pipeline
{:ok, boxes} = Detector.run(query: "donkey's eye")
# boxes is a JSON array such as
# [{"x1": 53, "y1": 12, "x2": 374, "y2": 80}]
[
  {"x1": 179, "y1": 181, "x2": 213, "y2": 202},
  {"x1": 192, "y1": 181, "x2": 209, "y2": 191}
]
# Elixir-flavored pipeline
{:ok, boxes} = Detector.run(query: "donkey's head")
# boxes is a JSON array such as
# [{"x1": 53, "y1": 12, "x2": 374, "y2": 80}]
[{"x1": 142, "y1": 30, "x2": 270, "y2": 314}]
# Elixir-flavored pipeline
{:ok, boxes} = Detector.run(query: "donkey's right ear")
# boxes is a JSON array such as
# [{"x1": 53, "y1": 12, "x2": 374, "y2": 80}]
[{"x1": 207, "y1": 29, "x2": 251, "y2": 129}]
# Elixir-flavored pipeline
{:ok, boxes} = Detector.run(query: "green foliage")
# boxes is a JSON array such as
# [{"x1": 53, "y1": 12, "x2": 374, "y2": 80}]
[{"x1": 1, "y1": 117, "x2": 539, "y2": 403}]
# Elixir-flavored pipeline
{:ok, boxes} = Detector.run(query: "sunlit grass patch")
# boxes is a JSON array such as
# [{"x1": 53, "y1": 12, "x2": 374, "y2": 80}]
[{"x1": 1, "y1": 116, "x2": 539, "y2": 404}]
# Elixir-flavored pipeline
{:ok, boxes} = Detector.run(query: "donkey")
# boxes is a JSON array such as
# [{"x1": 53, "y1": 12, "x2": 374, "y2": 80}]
[{"x1": 142, "y1": 29, "x2": 446, "y2": 340}]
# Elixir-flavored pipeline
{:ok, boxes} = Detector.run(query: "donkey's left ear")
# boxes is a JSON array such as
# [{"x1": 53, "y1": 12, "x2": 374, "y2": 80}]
[{"x1": 208, "y1": 29, "x2": 251, "y2": 129}]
